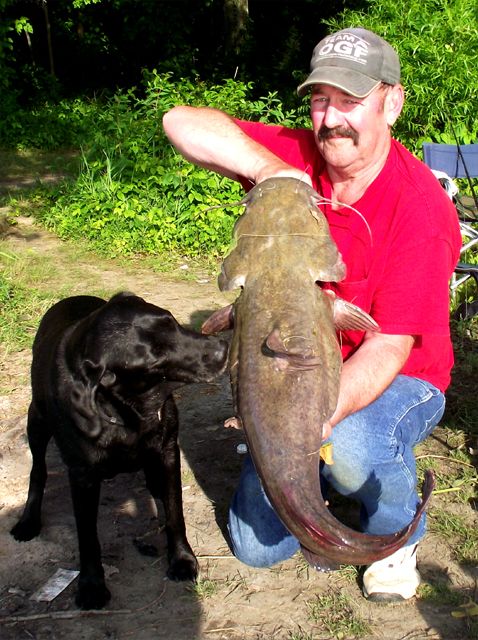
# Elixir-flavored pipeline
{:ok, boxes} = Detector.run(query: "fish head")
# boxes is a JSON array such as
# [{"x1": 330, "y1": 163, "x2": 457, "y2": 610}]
[{"x1": 219, "y1": 177, "x2": 347, "y2": 290}]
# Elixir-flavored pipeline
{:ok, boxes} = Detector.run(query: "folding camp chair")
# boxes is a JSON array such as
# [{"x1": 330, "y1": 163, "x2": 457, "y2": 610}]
[
  {"x1": 423, "y1": 143, "x2": 478, "y2": 221},
  {"x1": 422, "y1": 142, "x2": 478, "y2": 319}
]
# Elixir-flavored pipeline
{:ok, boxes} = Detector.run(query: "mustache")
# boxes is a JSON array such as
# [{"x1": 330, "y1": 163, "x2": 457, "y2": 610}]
[{"x1": 317, "y1": 125, "x2": 359, "y2": 145}]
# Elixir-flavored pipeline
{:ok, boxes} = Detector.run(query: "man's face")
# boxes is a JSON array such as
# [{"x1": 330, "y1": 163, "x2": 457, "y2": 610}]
[{"x1": 310, "y1": 83, "x2": 402, "y2": 174}]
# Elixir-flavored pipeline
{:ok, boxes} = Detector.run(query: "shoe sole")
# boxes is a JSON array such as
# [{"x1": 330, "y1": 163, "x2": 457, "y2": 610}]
[{"x1": 364, "y1": 591, "x2": 411, "y2": 603}]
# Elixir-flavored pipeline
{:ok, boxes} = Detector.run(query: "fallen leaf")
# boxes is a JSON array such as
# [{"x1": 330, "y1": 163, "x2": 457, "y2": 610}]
[{"x1": 451, "y1": 599, "x2": 478, "y2": 618}]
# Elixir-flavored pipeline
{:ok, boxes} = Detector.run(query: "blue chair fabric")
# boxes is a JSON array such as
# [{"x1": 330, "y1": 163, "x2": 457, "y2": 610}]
[{"x1": 422, "y1": 143, "x2": 478, "y2": 179}]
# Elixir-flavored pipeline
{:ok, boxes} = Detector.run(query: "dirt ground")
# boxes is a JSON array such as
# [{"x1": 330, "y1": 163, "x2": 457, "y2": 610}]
[{"x1": 0, "y1": 217, "x2": 477, "y2": 640}]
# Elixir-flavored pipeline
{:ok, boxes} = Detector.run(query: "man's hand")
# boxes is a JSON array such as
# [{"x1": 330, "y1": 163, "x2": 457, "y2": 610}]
[
  {"x1": 322, "y1": 419, "x2": 333, "y2": 441},
  {"x1": 224, "y1": 416, "x2": 242, "y2": 429},
  {"x1": 254, "y1": 164, "x2": 313, "y2": 187}
]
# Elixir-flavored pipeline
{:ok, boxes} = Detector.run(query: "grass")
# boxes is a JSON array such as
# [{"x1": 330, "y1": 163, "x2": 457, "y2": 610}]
[
  {"x1": 295, "y1": 556, "x2": 359, "y2": 586},
  {"x1": 181, "y1": 468, "x2": 196, "y2": 486},
  {"x1": 189, "y1": 576, "x2": 220, "y2": 600},
  {"x1": 306, "y1": 590, "x2": 371, "y2": 639},
  {"x1": 0, "y1": 226, "x2": 219, "y2": 356},
  {"x1": 428, "y1": 509, "x2": 478, "y2": 563},
  {"x1": 0, "y1": 148, "x2": 80, "y2": 194},
  {"x1": 418, "y1": 581, "x2": 466, "y2": 606},
  {"x1": 331, "y1": 565, "x2": 360, "y2": 585},
  {"x1": 416, "y1": 444, "x2": 477, "y2": 505},
  {"x1": 0, "y1": 241, "x2": 110, "y2": 353},
  {"x1": 418, "y1": 584, "x2": 478, "y2": 639},
  {"x1": 444, "y1": 319, "x2": 478, "y2": 438},
  {"x1": 288, "y1": 630, "x2": 315, "y2": 640},
  {"x1": 0, "y1": 251, "x2": 59, "y2": 350}
]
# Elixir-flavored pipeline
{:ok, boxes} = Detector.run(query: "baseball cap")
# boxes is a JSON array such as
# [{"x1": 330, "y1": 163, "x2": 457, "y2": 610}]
[{"x1": 297, "y1": 28, "x2": 400, "y2": 98}]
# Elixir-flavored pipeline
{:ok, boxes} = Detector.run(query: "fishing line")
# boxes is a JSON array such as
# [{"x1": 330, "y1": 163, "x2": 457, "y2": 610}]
[
  {"x1": 237, "y1": 232, "x2": 326, "y2": 238},
  {"x1": 293, "y1": 166, "x2": 313, "y2": 192},
  {"x1": 315, "y1": 196, "x2": 374, "y2": 247}
]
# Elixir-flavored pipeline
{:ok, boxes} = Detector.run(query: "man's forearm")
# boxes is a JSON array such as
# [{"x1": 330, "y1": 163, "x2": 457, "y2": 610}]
[
  {"x1": 327, "y1": 332, "x2": 414, "y2": 433},
  {"x1": 162, "y1": 106, "x2": 310, "y2": 185}
]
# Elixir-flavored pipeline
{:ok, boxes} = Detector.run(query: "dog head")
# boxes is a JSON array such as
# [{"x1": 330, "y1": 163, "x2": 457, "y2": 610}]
[{"x1": 68, "y1": 293, "x2": 229, "y2": 438}]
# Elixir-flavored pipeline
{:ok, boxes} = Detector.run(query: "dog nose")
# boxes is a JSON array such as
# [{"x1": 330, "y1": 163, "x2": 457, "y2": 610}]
[
  {"x1": 216, "y1": 338, "x2": 229, "y2": 363},
  {"x1": 204, "y1": 337, "x2": 229, "y2": 367}
]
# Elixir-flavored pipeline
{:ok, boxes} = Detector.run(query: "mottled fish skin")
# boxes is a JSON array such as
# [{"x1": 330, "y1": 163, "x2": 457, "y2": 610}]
[{"x1": 216, "y1": 177, "x2": 434, "y2": 567}]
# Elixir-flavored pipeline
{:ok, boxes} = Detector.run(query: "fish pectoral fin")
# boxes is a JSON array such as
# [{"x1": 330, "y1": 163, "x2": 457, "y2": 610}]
[
  {"x1": 201, "y1": 304, "x2": 234, "y2": 334},
  {"x1": 264, "y1": 328, "x2": 322, "y2": 371},
  {"x1": 333, "y1": 297, "x2": 380, "y2": 332},
  {"x1": 265, "y1": 327, "x2": 287, "y2": 353},
  {"x1": 300, "y1": 545, "x2": 340, "y2": 573}
]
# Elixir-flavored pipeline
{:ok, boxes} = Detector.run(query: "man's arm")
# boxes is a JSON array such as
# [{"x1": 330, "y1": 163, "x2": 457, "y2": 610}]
[
  {"x1": 162, "y1": 106, "x2": 311, "y2": 186},
  {"x1": 323, "y1": 332, "x2": 414, "y2": 439}
]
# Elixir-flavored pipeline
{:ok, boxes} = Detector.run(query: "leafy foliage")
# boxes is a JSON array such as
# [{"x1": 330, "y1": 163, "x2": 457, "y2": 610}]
[
  {"x1": 0, "y1": 0, "x2": 340, "y2": 101},
  {"x1": 0, "y1": 97, "x2": 97, "y2": 150},
  {"x1": 324, "y1": 0, "x2": 478, "y2": 152},
  {"x1": 33, "y1": 73, "x2": 308, "y2": 257},
  {"x1": 2, "y1": 0, "x2": 478, "y2": 258}
]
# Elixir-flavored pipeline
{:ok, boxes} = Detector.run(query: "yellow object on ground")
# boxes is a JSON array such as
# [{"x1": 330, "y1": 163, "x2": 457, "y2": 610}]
[{"x1": 320, "y1": 442, "x2": 334, "y2": 465}]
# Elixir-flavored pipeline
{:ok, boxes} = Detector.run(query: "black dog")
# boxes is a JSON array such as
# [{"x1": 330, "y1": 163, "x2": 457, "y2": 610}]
[{"x1": 10, "y1": 292, "x2": 228, "y2": 609}]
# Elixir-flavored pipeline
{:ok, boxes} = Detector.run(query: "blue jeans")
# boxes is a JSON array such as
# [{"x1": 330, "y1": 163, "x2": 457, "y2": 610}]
[{"x1": 228, "y1": 375, "x2": 445, "y2": 568}]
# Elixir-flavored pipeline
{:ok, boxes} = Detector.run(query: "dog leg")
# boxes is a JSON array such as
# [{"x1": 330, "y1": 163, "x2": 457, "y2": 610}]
[
  {"x1": 68, "y1": 471, "x2": 111, "y2": 609},
  {"x1": 11, "y1": 405, "x2": 51, "y2": 541},
  {"x1": 144, "y1": 443, "x2": 198, "y2": 582}
]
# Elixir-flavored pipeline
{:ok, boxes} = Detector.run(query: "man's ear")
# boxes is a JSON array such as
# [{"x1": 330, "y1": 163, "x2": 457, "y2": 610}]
[{"x1": 385, "y1": 84, "x2": 405, "y2": 127}]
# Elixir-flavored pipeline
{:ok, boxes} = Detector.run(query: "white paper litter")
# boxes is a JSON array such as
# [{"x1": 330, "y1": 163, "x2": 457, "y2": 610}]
[{"x1": 30, "y1": 568, "x2": 80, "y2": 602}]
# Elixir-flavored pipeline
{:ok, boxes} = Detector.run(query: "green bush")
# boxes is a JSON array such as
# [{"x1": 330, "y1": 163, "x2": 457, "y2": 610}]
[
  {"x1": 37, "y1": 73, "x2": 309, "y2": 257},
  {"x1": 0, "y1": 97, "x2": 101, "y2": 150}
]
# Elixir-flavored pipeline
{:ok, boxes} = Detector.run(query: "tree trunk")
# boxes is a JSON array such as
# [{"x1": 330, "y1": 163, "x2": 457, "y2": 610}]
[
  {"x1": 42, "y1": 0, "x2": 55, "y2": 77},
  {"x1": 223, "y1": 0, "x2": 249, "y2": 55}
]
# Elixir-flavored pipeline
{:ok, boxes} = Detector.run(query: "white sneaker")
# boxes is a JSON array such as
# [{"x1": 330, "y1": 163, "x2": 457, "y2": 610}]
[{"x1": 362, "y1": 544, "x2": 421, "y2": 602}]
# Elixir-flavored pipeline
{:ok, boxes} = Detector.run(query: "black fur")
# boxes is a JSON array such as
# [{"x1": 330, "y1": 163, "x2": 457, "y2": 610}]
[{"x1": 10, "y1": 292, "x2": 228, "y2": 609}]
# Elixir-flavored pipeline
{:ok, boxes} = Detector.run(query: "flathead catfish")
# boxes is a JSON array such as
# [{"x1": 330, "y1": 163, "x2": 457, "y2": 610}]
[{"x1": 203, "y1": 177, "x2": 434, "y2": 569}]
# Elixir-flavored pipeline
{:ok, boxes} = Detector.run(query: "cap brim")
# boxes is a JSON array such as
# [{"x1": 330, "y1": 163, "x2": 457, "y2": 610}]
[{"x1": 297, "y1": 67, "x2": 381, "y2": 98}]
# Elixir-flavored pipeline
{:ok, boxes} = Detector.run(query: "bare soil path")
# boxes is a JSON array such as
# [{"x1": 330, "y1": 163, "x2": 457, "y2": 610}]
[{"x1": 0, "y1": 216, "x2": 476, "y2": 640}]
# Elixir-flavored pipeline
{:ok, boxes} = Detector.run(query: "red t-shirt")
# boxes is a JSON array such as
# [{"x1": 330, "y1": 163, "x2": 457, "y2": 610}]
[{"x1": 234, "y1": 120, "x2": 462, "y2": 391}]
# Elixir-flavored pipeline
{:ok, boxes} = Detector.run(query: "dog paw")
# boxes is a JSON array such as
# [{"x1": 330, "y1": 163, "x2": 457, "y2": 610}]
[
  {"x1": 167, "y1": 555, "x2": 199, "y2": 582},
  {"x1": 75, "y1": 579, "x2": 111, "y2": 610},
  {"x1": 10, "y1": 518, "x2": 41, "y2": 541}
]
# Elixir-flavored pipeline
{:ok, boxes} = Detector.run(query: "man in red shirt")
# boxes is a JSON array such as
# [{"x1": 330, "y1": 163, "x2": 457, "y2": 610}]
[{"x1": 163, "y1": 27, "x2": 461, "y2": 601}]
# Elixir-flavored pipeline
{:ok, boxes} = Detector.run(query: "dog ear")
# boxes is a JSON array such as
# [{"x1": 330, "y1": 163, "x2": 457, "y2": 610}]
[{"x1": 70, "y1": 360, "x2": 113, "y2": 438}]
